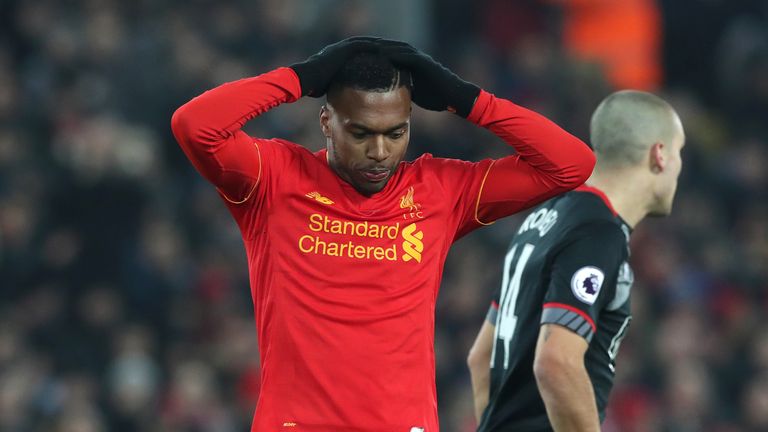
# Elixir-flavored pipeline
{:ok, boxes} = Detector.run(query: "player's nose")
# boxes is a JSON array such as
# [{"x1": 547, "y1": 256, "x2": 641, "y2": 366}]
[{"x1": 366, "y1": 135, "x2": 389, "y2": 162}]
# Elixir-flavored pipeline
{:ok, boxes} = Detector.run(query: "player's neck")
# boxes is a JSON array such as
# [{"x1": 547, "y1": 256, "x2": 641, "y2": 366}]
[{"x1": 585, "y1": 171, "x2": 650, "y2": 228}]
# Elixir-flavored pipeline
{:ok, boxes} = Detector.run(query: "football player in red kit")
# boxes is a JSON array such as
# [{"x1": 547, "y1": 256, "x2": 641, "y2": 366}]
[{"x1": 171, "y1": 37, "x2": 595, "y2": 431}]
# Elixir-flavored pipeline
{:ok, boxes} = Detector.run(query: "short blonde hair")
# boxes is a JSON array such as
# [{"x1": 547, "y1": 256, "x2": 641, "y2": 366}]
[{"x1": 590, "y1": 90, "x2": 679, "y2": 168}]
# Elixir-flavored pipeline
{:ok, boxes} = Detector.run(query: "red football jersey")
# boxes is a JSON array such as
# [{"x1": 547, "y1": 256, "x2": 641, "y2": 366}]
[{"x1": 172, "y1": 67, "x2": 594, "y2": 431}]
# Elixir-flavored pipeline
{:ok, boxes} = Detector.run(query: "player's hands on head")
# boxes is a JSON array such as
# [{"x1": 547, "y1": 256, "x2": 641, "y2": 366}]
[
  {"x1": 290, "y1": 36, "x2": 380, "y2": 98},
  {"x1": 377, "y1": 40, "x2": 480, "y2": 117},
  {"x1": 291, "y1": 36, "x2": 480, "y2": 116}
]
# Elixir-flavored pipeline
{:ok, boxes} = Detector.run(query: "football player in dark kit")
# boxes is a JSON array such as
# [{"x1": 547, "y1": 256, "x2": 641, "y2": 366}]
[{"x1": 467, "y1": 90, "x2": 685, "y2": 432}]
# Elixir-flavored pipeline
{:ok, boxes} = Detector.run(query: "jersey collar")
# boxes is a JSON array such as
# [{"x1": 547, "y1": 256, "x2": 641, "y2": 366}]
[{"x1": 575, "y1": 185, "x2": 617, "y2": 216}]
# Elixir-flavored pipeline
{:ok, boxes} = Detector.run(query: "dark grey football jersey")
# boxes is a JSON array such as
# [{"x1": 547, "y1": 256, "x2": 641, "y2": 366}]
[{"x1": 478, "y1": 187, "x2": 634, "y2": 432}]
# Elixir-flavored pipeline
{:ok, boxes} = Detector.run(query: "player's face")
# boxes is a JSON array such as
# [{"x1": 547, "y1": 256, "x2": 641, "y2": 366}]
[
  {"x1": 321, "y1": 86, "x2": 411, "y2": 195},
  {"x1": 649, "y1": 114, "x2": 685, "y2": 216}
]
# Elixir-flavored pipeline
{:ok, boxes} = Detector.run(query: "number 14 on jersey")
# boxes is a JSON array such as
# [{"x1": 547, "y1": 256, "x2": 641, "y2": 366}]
[{"x1": 491, "y1": 243, "x2": 535, "y2": 370}]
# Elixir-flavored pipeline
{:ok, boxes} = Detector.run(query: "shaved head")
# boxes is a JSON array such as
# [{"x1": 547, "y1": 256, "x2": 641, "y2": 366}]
[
  {"x1": 590, "y1": 90, "x2": 682, "y2": 168},
  {"x1": 587, "y1": 90, "x2": 686, "y2": 221}
]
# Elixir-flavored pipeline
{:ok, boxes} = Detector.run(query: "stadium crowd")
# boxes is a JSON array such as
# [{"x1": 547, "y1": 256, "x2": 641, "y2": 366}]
[{"x1": 0, "y1": 0, "x2": 767, "y2": 431}]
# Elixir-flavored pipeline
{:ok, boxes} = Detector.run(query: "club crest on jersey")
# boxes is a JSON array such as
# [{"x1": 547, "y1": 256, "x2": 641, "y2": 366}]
[
  {"x1": 400, "y1": 186, "x2": 424, "y2": 219},
  {"x1": 571, "y1": 266, "x2": 605, "y2": 305}
]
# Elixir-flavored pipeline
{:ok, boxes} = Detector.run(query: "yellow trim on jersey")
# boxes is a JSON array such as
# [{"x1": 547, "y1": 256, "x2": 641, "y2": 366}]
[
  {"x1": 474, "y1": 160, "x2": 497, "y2": 226},
  {"x1": 218, "y1": 140, "x2": 262, "y2": 205}
]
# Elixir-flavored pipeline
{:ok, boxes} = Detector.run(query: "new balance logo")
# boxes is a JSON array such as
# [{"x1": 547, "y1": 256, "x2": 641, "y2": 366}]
[
  {"x1": 305, "y1": 191, "x2": 334, "y2": 205},
  {"x1": 401, "y1": 222, "x2": 424, "y2": 263}
]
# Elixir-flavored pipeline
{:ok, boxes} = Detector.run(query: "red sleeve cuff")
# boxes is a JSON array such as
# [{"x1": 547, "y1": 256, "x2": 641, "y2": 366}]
[
  {"x1": 466, "y1": 89, "x2": 493, "y2": 124},
  {"x1": 276, "y1": 67, "x2": 303, "y2": 103}
]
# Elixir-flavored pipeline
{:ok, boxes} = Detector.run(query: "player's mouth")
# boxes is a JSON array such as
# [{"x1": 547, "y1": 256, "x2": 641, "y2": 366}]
[{"x1": 360, "y1": 169, "x2": 390, "y2": 182}]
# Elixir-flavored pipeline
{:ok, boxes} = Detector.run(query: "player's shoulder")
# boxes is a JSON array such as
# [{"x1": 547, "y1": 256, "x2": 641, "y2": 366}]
[
  {"x1": 517, "y1": 187, "x2": 628, "y2": 249},
  {"x1": 258, "y1": 138, "x2": 330, "y2": 168},
  {"x1": 406, "y1": 153, "x2": 448, "y2": 171},
  {"x1": 406, "y1": 153, "x2": 491, "y2": 171},
  {"x1": 561, "y1": 190, "x2": 626, "y2": 238},
  {"x1": 567, "y1": 219, "x2": 627, "y2": 249},
  {"x1": 400, "y1": 154, "x2": 493, "y2": 189},
  {"x1": 265, "y1": 138, "x2": 314, "y2": 157}
]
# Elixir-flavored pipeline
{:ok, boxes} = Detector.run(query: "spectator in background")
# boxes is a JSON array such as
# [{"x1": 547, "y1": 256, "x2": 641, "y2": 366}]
[{"x1": 549, "y1": 0, "x2": 662, "y2": 91}]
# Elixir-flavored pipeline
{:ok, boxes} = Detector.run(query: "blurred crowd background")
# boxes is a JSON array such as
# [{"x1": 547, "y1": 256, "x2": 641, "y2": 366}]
[{"x1": 1, "y1": 0, "x2": 767, "y2": 431}]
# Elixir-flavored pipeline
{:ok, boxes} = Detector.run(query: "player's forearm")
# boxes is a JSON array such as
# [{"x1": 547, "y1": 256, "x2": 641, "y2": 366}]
[
  {"x1": 534, "y1": 359, "x2": 601, "y2": 432},
  {"x1": 468, "y1": 359, "x2": 490, "y2": 422},
  {"x1": 171, "y1": 67, "x2": 301, "y2": 150},
  {"x1": 467, "y1": 346, "x2": 491, "y2": 424},
  {"x1": 467, "y1": 91, "x2": 595, "y2": 189},
  {"x1": 467, "y1": 319, "x2": 496, "y2": 423}
]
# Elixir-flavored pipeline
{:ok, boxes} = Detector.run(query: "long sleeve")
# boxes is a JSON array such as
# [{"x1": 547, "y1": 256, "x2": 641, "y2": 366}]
[
  {"x1": 170, "y1": 67, "x2": 302, "y2": 203},
  {"x1": 467, "y1": 90, "x2": 595, "y2": 223}
]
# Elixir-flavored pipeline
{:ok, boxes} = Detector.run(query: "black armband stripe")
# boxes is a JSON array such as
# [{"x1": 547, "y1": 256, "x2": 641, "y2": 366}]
[
  {"x1": 486, "y1": 304, "x2": 498, "y2": 325},
  {"x1": 541, "y1": 306, "x2": 595, "y2": 343}
]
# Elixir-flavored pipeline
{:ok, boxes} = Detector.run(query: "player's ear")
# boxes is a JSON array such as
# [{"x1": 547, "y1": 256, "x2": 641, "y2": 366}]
[
  {"x1": 650, "y1": 142, "x2": 665, "y2": 173},
  {"x1": 319, "y1": 105, "x2": 331, "y2": 138}
]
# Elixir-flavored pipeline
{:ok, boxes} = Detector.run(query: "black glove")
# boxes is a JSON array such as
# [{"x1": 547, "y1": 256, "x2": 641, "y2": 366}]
[
  {"x1": 379, "y1": 41, "x2": 480, "y2": 117},
  {"x1": 290, "y1": 36, "x2": 380, "y2": 98}
]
